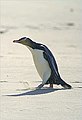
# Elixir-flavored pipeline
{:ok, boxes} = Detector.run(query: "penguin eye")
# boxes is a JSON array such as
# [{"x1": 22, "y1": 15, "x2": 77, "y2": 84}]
[{"x1": 41, "y1": 45, "x2": 44, "y2": 47}]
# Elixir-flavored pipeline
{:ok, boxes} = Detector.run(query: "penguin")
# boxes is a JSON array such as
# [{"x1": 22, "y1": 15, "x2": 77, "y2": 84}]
[{"x1": 13, "y1": 37, "x2": 72, "y2": 89}]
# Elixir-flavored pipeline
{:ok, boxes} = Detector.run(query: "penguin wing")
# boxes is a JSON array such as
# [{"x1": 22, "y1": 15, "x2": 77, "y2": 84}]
[
  {"x1": 36, "y1": 43, "x2": 60, "y2": 76},
  {"x1": 43, "y1": 51, "x2": 60, "y2": 79},
  {"x1": 41, "y1": 44, "x2": 59, "y2": 75}
]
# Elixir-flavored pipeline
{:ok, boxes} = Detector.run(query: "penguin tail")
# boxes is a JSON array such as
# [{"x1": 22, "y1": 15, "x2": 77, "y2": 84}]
[{"x1": 59, "y1": 78, "x2": 72, "y2": 89}]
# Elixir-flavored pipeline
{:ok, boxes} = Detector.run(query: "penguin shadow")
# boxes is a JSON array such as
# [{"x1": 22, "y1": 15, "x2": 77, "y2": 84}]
[{"x1": 6, "y1": 87, "x2": 67, "y2": 97}]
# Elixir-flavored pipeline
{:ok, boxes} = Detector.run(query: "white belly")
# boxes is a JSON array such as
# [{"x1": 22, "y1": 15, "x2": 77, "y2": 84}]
[{"x1": 31, "y1": 49, "x2": 51, "y2": 83}]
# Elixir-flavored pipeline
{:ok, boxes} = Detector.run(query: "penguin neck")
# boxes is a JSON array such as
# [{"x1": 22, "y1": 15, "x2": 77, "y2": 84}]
[
  {"x1": 26, "y1": 46, "x2": 37, "y2": 58},
  {"x1": 26, "y1": 45, "x2": 44, "y2": 58},
  {"x1": 26, "y1": 46, "x2": 33, "y2": 53}
]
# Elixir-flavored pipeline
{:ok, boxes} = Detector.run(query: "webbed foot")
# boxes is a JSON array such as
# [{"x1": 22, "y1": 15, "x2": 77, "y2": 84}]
[{"x1": 36, "y1": 84, "x2": 44, "y2": 89}]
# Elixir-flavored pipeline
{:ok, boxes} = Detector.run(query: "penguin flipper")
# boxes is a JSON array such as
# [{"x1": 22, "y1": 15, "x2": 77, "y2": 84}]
[{"x1": 43, "y1": 51, "x2": 60, "y2": 78}]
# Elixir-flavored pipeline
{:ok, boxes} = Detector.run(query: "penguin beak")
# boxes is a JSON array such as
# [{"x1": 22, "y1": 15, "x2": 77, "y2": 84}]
[
  {"x1": 13, "y1": 38, "x2": 32, "y2": 46},
  {"x1": 13, "y1": 39, "x2": 27, "y2": 45},
  {"x1": 13, "y1": 40, "x2": 20, "y2": 43}
]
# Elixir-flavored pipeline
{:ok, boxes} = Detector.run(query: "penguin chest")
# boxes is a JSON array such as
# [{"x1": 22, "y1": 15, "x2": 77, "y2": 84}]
[{"x1": 32, "y1": 50, "x2": 51, "y2": 81}]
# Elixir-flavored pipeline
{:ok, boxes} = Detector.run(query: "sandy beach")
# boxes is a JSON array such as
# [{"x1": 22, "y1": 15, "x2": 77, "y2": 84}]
[{"x1": 0, "y1": 0, "x2": 82, "y2": 120}]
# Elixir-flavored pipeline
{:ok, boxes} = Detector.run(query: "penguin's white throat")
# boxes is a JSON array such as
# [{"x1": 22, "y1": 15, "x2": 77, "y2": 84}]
[{"x1": 26, "y1": 46, "x2": 33, "y2": 52}]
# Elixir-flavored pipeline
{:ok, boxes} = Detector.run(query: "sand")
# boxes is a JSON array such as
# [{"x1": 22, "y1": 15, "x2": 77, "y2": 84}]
[{"x1": 0, "y1": 0, "x2": 82, "y2": 120}]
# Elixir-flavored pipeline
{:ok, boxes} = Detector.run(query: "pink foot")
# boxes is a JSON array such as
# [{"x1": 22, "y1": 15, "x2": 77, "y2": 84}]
[{"x1": 50, "y1": 84, "x2": 53, "y2": 88}]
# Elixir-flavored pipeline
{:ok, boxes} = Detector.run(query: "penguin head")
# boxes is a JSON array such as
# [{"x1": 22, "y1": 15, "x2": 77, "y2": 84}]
[{"x1": 13, "y1": 37, "x2": 35, "y2": 48}]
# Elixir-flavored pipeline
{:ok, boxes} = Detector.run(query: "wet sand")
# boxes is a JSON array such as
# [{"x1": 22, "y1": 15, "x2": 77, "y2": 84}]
[{"x1": 0, "y1": 0, "x2": 82, "y2": 120}]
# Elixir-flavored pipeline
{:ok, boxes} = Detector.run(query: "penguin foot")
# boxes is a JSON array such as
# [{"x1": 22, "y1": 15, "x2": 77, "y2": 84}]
[
  {"x1": 50, "y1": 84, "x2": 53, "y2": 88},
  {"x1": 36, "y1": 84, "x2": 44, "y2": 89}
]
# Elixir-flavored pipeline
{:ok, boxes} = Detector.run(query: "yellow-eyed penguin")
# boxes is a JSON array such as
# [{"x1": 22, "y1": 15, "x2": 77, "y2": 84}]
[{"x1": 13, "y1": 37, "x2": 72, "y2": 89}]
